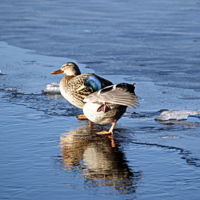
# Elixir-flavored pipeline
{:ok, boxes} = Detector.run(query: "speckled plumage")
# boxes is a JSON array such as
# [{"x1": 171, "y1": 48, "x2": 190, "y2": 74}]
[
  {"x1": 59, "y1": 73, "x2": 112, "y2": 108},
  {"x1": 51, "y1": 62, "x2": 113, "y2": 109}
]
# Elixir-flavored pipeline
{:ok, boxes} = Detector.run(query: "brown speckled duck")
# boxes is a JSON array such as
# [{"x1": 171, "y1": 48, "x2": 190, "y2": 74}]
[{"x1": 51, "y1": 62, "x2": 112, "y2": 113}]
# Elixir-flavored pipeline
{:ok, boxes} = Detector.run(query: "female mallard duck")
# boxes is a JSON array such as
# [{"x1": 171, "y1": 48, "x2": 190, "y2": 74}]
[
  {"x1": 51, "y1": 62, "x2": 113, "y2": 118},
  {"x1": 77, "y1": 81, "x2": 139, "y2": 134}
]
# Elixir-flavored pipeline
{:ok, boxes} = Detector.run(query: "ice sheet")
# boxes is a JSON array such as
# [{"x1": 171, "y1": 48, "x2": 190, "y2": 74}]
[{"x1": 156, "y1": 110, "x2": 200, "y2": 121}]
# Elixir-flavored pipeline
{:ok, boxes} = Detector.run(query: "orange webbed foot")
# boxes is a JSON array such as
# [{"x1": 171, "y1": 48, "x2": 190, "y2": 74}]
[
  {"x1": 76, "y1": 114, "x2": 88, "y2": 120},
  {"x1": 97, "y1": 103, "x2": 111, "y2": 113},
  {"x1": 96, "y1": 131, "x2": 112, "y2": 135}
]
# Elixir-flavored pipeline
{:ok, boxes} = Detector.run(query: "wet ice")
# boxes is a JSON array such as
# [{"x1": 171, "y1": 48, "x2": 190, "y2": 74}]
[
  {"x1": 43, "y1": 82, "x2": 60, "y2": 94},
  {"x1": 156, "y1": 110, "x2": 200, "y2": 121}
]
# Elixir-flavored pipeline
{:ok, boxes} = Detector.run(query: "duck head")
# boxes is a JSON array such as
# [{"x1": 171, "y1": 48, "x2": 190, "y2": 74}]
[{"x1": 51, "y1": 62, "x2": 81, "y2": 76}]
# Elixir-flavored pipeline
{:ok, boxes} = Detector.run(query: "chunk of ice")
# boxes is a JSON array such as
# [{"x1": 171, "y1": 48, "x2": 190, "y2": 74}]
[
  {"x1": 42, "y1": 82, "x2": 61, "y2": 94},
  {"x1": 156, "y1": 110, "x2": 200, "y2": 121}
]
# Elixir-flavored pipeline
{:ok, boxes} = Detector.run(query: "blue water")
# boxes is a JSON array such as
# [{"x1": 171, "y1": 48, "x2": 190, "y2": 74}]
[{"x1": 1, "y1": 94, "x2": 200, "y2": 200}]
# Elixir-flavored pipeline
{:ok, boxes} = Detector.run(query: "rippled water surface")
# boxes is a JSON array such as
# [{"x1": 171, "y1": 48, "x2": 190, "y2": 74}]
[{"x1": 1, "y1": 0, "x2": 200, "y2": 199}]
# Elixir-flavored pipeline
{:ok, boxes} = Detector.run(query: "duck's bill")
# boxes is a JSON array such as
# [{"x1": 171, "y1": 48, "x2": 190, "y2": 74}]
[{"x1": 51, "y1": 69, "x2": 63, "y2": 74}]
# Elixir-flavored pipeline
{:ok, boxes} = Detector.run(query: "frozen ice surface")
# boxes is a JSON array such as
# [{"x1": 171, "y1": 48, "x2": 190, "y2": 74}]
[
  {"x1": 43, "y1": 82, "x2": 60, "y2": 94},
  {"x1": 156, "y1": 110, "x2": 200, "y2": 121}
]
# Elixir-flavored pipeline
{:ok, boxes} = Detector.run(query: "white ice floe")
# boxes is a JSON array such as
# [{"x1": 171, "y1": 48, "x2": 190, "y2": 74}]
[
  {"x1": 5, "y1": 88, "x2": 18, "y2": 91},
  {"x1": 156, "y1": 110, "x2": 200, "y2": 121},
  {"x1": 43, "y1": 82, "x2": 61, "y2": 94}
]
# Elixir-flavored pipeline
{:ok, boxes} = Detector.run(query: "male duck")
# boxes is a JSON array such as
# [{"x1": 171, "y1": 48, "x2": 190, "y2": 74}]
[{"x1": 52, "y1": 62, "x2": 139, "y2": 134}]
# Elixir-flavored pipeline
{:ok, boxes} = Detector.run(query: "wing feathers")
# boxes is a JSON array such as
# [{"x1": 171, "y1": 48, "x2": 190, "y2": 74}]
[{"x1": 84, "y1": 84, "x2": 139, "y2": 108}]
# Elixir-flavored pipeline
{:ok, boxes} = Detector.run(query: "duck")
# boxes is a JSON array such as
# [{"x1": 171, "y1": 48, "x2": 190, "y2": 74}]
[
  {"x1": 51, "y1": 62, "x2": 139, "y2": 134},
  {"x1": 77, "y1": 81, "x2": 139, "y2": 134},
  {"x1": 51, "y1": 62, "x2": 113, "y2": 119}
]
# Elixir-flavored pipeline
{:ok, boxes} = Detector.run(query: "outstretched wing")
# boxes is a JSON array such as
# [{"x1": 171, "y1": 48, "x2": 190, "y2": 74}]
[{"x1": 84, "y1": 84, "x2": 139, "y2": 108}]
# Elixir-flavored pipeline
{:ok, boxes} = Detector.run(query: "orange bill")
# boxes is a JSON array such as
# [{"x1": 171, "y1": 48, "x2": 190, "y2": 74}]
[{"x1": 51, "y1": 69, "x2": 64, "y2": 74}]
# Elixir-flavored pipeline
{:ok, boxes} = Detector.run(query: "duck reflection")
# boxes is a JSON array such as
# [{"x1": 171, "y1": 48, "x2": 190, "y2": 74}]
[{"x1": 59, "y1": 122, "x2": 142, "y2": 194}]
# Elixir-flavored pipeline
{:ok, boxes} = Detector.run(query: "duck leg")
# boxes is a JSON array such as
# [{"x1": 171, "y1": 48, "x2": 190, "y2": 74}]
[
  {"x1": 108, "y1": 121, "x2": 116, "y2": 134},
  {"x1": 76, "y1": 114, "x2": 88, "y2": 120},
  {"x1": 97, "y1": 121, "x2": 116, "y2": 135}
]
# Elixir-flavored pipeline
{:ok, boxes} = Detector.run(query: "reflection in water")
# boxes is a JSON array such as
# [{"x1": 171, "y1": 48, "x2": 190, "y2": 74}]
[{"x1": 59, "y1": 122, "x2": 142, "y2": 194}]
